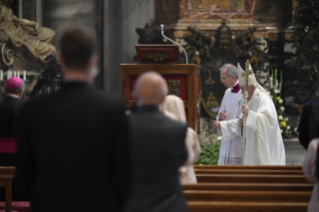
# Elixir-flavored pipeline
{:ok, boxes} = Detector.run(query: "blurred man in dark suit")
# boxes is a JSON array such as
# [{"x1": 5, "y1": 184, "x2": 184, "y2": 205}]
[
  {"x1": 0, "y1": 76, "x2": 25, "y2": 201},
  {"x1": 0, "y1": 76, "x2": 25, "y2": 166},
  {"x1": 16, "y1": 27, "x2": 131, "y2": 212},
  {"x1": 308, "y1": 102, "x2": 319, "y2": 146},
  {"x1": 125, "y1": 71, "x2": 189, "y2": 212},
  {"x1": 298, "y1": 97, "x2": 319, "y2": 149}
]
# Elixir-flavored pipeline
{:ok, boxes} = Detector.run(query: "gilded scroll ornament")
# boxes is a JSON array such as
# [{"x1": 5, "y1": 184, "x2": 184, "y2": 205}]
[{"x1": 1, "y1": 42, "x2": 13, "y2": 66}]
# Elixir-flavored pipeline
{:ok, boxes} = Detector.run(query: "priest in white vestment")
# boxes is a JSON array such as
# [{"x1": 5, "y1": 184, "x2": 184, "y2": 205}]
[
  {"x1": 213, "y1": 64, "x2": 244, "y2": 165},
  {"x1": 238, "y1": 64, "x2": 286, "y2": 165}
]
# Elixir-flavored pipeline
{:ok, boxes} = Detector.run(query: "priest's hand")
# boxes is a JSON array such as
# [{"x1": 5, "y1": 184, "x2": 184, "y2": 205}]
[
  {"x1": 242, "y1": 105, "x2": 249, "y2": 116},
  {"x1": 213, "y1": 120, "x2": 220, "y2": 129},
  {"x1": 219, "y1": 110, "x2": 227, "y2": 120},
  {"x1": 239, "y1": 118, "x2": 243, "y2": 127}
]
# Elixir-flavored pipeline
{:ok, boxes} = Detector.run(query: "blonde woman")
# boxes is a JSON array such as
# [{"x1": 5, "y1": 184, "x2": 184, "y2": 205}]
[
  {"x1": 162, "y1": 95, "x2": 202, "y2": 183},
  {"x1": 303, "y1": 138, "x2": 319, "y2": 212}
]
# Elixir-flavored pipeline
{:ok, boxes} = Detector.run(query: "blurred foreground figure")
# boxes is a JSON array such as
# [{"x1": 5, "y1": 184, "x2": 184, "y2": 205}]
[
  {"x1": 298, "y1": 98, "x2": 319, "y2": 150},
  {"x1": 162, "y1": 95, "x2": 202, "y2": 183},
  {"x1": 16, "y1": 27, "x2": 131, "y2": 212},
  {"x1": 0, "y1": 76, "x2": 25, "y2": 201},
  {"x1": 28, "y1": 55, "x2": 62, "y2": 98},
  {"x1": 303, "y1": 138, "x2": 319, "y2": 212},
  {"x1": 0, "y1": 76, "x2": 25, "y2": 166},
  {"x1": 238, "y1": 63, "x2": 285, "y2": 165},
  {"x1": 125, "y1": 71, "x2": 189, "y2": 212}
]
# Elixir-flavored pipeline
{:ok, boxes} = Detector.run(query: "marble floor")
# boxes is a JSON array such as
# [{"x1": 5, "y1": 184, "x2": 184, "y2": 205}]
[{"x1": 284, "y1": 138, "x2": 307, "y2": 165}]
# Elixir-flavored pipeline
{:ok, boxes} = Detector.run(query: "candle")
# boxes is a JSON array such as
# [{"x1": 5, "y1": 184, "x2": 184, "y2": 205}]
[
  {"x1": 17, "y1": 71, "x2": 20, "y2": 78},
  {"x1": 13, "y1": 71, "x2": 16, "y2": 77},
  {"x1": 23, "y1": 71, "x2": 26, "y2": 80},
  {"x1": 7, "y1": 70, "x2": 12, "y2": 78}
]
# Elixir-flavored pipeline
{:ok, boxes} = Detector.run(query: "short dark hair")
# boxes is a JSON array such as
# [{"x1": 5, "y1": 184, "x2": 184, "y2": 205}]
[{"x1": 60, "y1": 27, "x2": 96, "y2": 70}]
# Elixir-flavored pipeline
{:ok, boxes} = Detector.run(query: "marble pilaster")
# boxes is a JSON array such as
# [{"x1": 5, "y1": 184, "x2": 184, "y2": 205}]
[{"x1": 103, "y1": 0, "x2": 155, "y2": 95}]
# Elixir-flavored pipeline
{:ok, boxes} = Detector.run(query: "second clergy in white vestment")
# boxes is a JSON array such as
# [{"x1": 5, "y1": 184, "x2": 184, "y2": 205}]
[
  {"x1": 213, "y1": 64, "x2": 244, "y2": 165},
  {"x1": 238, "y1": 64, "x2": 286, "y2": 165}
]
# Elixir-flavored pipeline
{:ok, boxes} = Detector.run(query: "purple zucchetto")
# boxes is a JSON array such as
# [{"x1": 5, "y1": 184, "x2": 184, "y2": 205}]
[
  {"x1": 5, "y1": 76, "x2": 25, "y2": 94},
  {"x1": 6, "y1": 77, "x2": 23, "y2": 89}
]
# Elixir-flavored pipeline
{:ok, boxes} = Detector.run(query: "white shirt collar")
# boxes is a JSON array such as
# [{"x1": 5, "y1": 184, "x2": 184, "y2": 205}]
[
  {"x1": 7, "y1": 94, "x2": 19, "y2": 99},
  {"x1": 231, "y1": 80, "x2": 239, "y2": 89}
]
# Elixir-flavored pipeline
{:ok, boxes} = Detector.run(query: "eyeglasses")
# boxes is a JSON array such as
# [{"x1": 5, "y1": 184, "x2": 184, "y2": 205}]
[{"x1": 219, "y1": 77, "x2": 229, "y2": 81}]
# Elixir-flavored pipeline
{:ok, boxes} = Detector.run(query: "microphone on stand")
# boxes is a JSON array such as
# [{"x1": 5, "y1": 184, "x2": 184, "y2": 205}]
[{"x1": 160, "y1": 24, "x2": 188, "y2": 64}]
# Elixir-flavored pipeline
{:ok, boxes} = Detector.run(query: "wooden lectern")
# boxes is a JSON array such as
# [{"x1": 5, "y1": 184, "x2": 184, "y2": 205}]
[{"x1": 121, "y1": 63, "x2": 200, "y2": 132}]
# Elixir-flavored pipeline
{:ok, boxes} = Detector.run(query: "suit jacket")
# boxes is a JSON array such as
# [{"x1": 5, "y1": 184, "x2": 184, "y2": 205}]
[
  {"x1": 298, "y1": 97, "x2": 319, "y2": 149},
  {"x1": 125, "y1": 105, "x2": 189, "y2": 212},
  {"x1": 0, "y1": 96, "x2": 21, "y2": 137},
  {"x1": 16, "y1": 81, "x2": 131, "y2": 212},
  {"x1": 309, "y1": 102, "x2": 319, "y2": 147},
  {"x1": 0, "y1": 96, "x2": 21, "y2": 167}
]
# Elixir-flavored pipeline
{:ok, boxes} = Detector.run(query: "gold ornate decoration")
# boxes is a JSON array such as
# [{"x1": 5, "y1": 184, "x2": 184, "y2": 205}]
[
  {"x1": 199, "y1": 96, "x2": 216, "y2": 119},
  {"x1": 0, "y1": 1, "x2": 56, "y2": 71},
  {"x1": 206, "y1": 92, "x2": 219, "y2": 107},
  {"x1": 241, "y1": 68, "x2": 253, "y2": 78},
  {"x1": 168, "y1": 79, "x2": 180, "y2": 96},
  {"x1": 242, "y1": 60, "x2": 253, "y2": 103},
  {"x1": 145, "y1": 51, "x2": 171, "y2": 62},
  {"x1": 185, "y1": 20, "x2": 265, "y2": 119}
]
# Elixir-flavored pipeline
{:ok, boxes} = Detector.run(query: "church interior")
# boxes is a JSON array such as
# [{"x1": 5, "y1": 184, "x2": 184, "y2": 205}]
[{"x1": 0, "y1": 0, "x2": 318, "y2": 211}]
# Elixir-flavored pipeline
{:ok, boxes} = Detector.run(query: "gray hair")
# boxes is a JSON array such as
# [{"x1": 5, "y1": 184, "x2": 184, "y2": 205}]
[{"x1": 219, "y1": 64, "x2": 238, "y2": 80}]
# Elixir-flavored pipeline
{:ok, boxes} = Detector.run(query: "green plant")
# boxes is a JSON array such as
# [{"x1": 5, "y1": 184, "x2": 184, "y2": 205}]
[
  {"x1": 288, "y1": 0, "x2": 319, "y2": 104},
  {"x1": 196, "y1": 140, "x2": 221, "y2": 165},
  {"x1": 268, "y1": 68, "x2": 292, "y2": 139}
]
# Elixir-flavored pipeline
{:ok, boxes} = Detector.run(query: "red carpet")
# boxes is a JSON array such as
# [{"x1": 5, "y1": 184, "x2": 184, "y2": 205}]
[{"x1": 0, "y1": 201, "x2": 31, "y2": 212}]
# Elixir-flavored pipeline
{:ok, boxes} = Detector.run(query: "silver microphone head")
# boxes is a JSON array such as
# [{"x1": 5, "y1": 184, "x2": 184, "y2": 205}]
[{"x1": 160, "y1": 24, "x2": 164, "y2": 32}]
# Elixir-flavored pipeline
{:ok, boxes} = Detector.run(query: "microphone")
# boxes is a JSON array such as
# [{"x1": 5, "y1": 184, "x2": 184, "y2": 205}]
[{"x1": 160, "y1": 24, "x2": 188, "y2": 64}]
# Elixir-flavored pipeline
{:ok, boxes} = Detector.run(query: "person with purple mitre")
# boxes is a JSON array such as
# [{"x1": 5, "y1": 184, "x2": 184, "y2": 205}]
[{"x1": 0, "y1": 76, "x2": 25, "y2": 166}]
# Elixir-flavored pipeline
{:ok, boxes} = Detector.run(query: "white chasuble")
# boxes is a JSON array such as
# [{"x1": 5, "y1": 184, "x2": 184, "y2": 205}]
[
  {"x1": 244, "y1": 87, "x2": 286, "y2": 165},
  {"x1": 217, "y1": 85, "x2": 244, "y2": 165}
]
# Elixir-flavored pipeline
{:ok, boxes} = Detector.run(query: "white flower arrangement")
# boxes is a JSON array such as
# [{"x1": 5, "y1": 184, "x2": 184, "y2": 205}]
[
  {"x1": 278, "y1": 99, "x2": 283, "y2": 104},
  {"x1": 285, "y1": 117, "x2": 289, "y2": 121},
  {"x1": 287, "y1": 126, "x2": 290, "y2": 130},
  {"x1": 217, "y1": 136, "x2": 222, "y2": 141},
  {"x1": 280, "y1": 129, "x2": 283, "y2": 133},
  {"x1": 294, "y1": 127, "x2": 298, "y2": 132},
  {"x1": 278, "y1": 115, "x2": 283, "y2": 120},
  {"x1": 280, "y1": 106, "x2": 285, "y2": 111}
]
